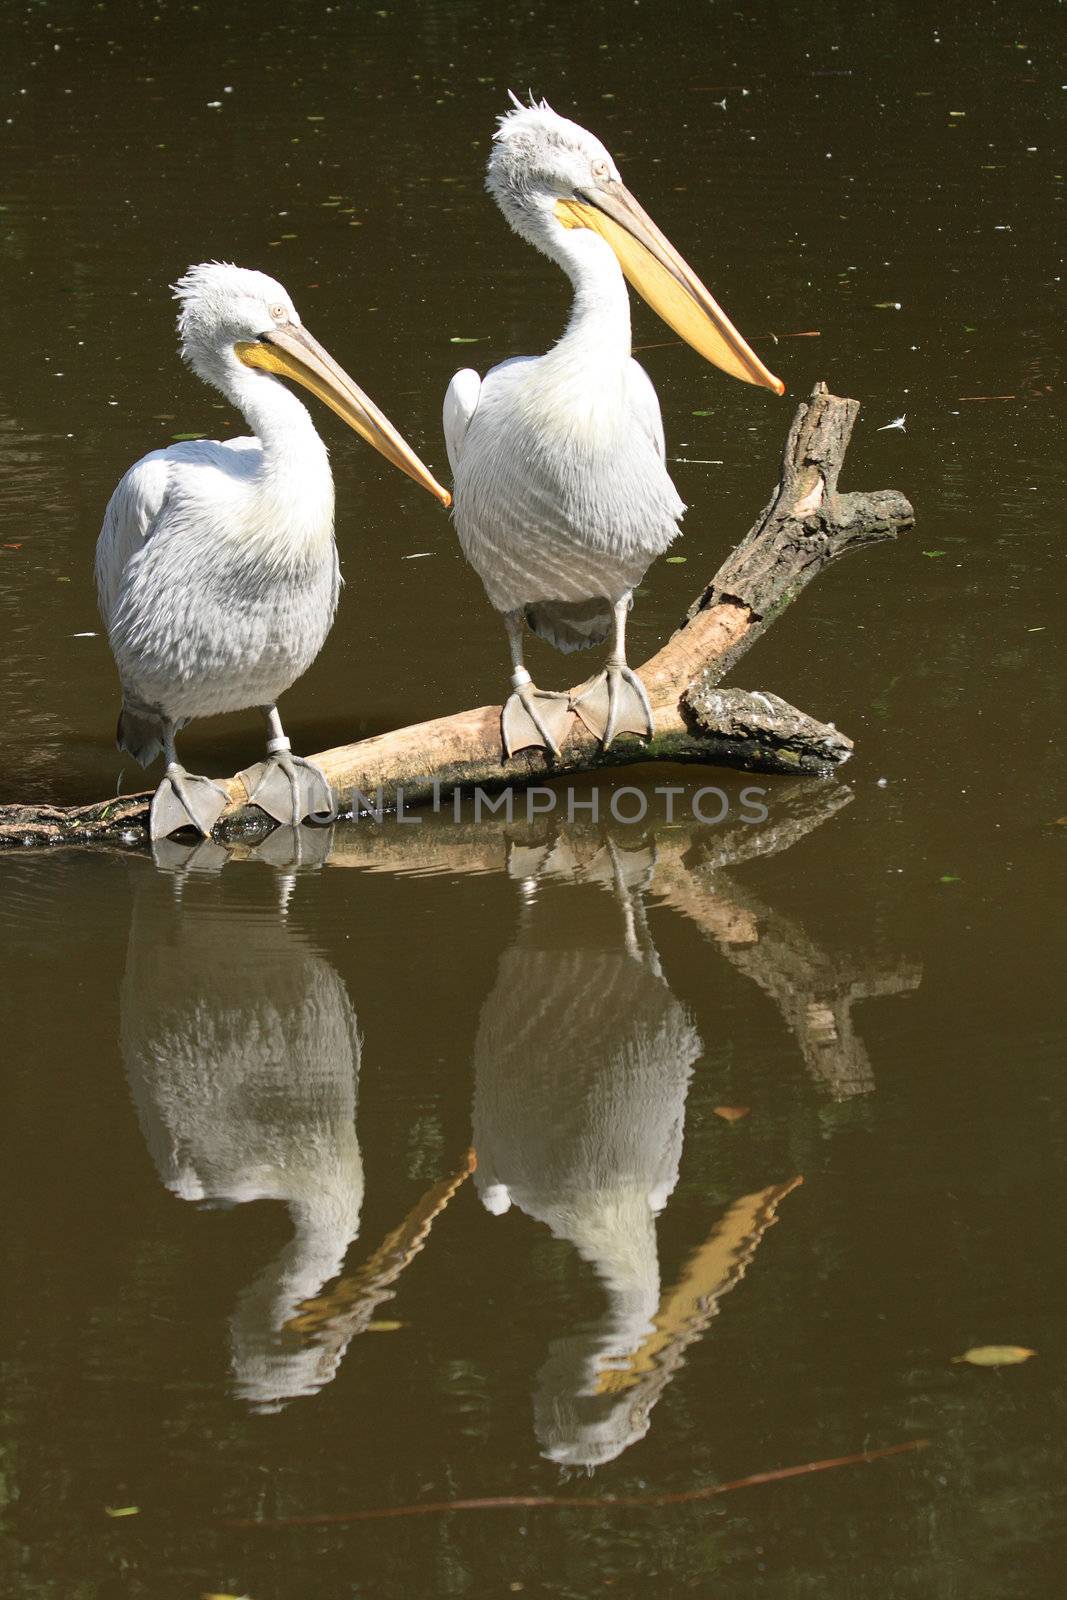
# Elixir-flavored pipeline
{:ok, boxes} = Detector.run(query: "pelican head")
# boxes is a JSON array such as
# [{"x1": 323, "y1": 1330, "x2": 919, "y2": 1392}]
[
  {"x1": 173, "y1": 261, "x2": 450, "y2": 503},
  {"x1": 487, "y1": 97, "x2": 783, "y2": 394}
]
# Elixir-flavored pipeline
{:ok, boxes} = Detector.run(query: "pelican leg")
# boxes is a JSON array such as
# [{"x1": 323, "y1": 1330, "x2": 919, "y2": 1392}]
[
  {"x1": 237, "y1": 707, "x2": 337, "y2": 827},
  {"x1": 149, "y1": 723, "x2": 229, "y2": 841},
  {"x1": 500, "y1": 610, "x2": 571, "y2": 759},
  {"x1": 571, "y1": 594, "x2": 654, "y2": 748}
]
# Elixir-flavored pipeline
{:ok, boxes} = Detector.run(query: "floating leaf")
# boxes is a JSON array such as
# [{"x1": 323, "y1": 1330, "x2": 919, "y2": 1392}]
[
  {"x1": 713, "y1": 1106, "x2": 750, "y2": 1122},
  {"x1": 939, "y1": 874, "x2": 961, "y2": 883},
  {"x1": 449, "y1": 336, "x2": 484, "y2": 344},
  {"x1": 104, "y1": 1505, "x2": 140, "y2": 1518},
  {"x1": 952, "y1": 1345, "x2": 1035, "y2": 1367},
  {"x1": 171, "y1": 432, "x2": 207, "y2": 442},
  {"x1": 367, "y1": 1320, "x2": 406, "y2": 1333},
  {"x1": 201, "y1": 1593, "x2": 252, "y2": 1599},
  {"x1": 665, "y1": 555, "x2": 687, "y2": 564},
  {"x1": 922, "y1": 550, "x2": 946, "y2": 558}
]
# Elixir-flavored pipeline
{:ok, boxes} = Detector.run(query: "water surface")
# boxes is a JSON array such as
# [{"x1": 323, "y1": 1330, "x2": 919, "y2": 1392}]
[{"x1": 2, "y1": 1, "x2": 1064, "y2": 1595}]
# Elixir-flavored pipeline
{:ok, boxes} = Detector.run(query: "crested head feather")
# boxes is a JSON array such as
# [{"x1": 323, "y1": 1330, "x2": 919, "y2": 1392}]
[
  {"x1": 170, "y1": 261, "x2": 300, "y2": 379},
  {"x1": 487, "y1": 97, "x2": 619, "y2": 241},
  {"x1": 491, "y1": 94, "x2": 599, "y2": 164}
]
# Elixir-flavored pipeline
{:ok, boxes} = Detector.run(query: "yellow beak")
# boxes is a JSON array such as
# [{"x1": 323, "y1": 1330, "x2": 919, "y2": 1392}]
[
  {"x1": 555, "y1": 184, "x2": 785, "y2": 395},
  {"x1": 236, "y1": 324, "x2": 452, "y2": 506}
]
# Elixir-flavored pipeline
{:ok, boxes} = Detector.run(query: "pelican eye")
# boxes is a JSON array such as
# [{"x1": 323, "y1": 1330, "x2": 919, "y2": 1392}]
[
  {"x1": 269, "y1": 302, "x2": 288, "y2": 321},
  {"x1": 591, "y1": 158, "x2": 610, "y2": 180}
]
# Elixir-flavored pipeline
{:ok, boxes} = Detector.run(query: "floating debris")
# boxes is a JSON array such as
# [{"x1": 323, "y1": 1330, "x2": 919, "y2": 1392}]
[
  {"x1": 952, "y1": 1345, "x2": 1035, "y2": 1367},
  {"x1": 877, "y1": 415, "x2": 906, "y2": 432},
  {"x1": 218, "y1": 1439, "x2": 927, "y2": 1528}
]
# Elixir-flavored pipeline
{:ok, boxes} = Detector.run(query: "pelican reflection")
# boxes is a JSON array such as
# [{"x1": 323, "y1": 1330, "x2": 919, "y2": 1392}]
[
  {"x1": 472, "y1": 838, "x2": 799, "y2": 1468},
  {"x1": 121, "y1": 836, "x2": 364, "y2": 1410}
]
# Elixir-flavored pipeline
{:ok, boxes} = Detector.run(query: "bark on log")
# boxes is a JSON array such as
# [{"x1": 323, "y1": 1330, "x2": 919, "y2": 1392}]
[{"x1": 0, "y1": 383, "x2": 913, "y2": 848}]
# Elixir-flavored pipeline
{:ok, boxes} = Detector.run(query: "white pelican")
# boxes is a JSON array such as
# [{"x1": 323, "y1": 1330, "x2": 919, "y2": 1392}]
[
  {"x1": 443, "y1": 98, "x2": 784, "y2": 757},
  {"x1": 96, "y1": 262, "x2": 450, "y2": 840}
]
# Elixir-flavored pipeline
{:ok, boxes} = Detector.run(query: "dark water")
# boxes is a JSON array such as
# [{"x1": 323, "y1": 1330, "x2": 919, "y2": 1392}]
[{"x1": 2, "y1": 0, "x2": 1064, "y2": 1595}]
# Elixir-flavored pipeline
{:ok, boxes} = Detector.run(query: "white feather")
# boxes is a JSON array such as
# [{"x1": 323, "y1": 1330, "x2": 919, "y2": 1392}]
[
  {"x1": 447, "y1": 106, "x2": 685, "y2": 622},
  {"x1": 442, "y1": 366, "x2": 482, "y2": 474}
]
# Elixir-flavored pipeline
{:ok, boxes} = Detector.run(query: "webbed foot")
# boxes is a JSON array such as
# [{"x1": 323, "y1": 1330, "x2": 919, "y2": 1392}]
[
  {"x1": 149, "y1": 766, "x2": 230, "y2": 841},
  {"x1": 501, "y1": 684, "x2": 572, "y2": 759},
  {"x1": 238, "y1": 751, "x2": 336, "y2": 827},
  {"x1": 571, "y1": 663, "x2": 654, "y2": 748}
]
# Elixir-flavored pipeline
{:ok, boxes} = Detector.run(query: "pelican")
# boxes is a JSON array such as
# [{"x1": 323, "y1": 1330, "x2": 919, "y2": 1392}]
[
  {"x1": 444, "y1": 98, "x2": 784, "y2": 757},
  {"x1": 96, "y1": 262, "x2": 450, "y2": 840}
]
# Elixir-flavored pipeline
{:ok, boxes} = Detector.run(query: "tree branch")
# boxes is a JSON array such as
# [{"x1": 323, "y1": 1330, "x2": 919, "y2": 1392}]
[{"x1": 0, "y1": 382, "x2": 912, "y2": 848}]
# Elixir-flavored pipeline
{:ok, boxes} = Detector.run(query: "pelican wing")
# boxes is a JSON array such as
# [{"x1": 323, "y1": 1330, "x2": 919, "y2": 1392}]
[
  {"x1": 626, "y1": 359, "x2": 667, "y2": 463},
  {"x1": 94, "y1": 451, "x2": 172, "y2": 627},
  {"x1": 442, "y1": 367, "x2": 483, "y2": 475},
  {"x1": 95, "y1": 438, "x2": 265, "y2": 627}
]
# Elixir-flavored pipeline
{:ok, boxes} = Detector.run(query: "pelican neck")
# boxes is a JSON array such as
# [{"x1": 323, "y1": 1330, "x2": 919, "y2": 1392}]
[
  {"x1": 549, "y1": 231, "x2": 634, "y2": 367},
  {"x1": 223, "y1": 362, "x2": 331, "y2": 472}
]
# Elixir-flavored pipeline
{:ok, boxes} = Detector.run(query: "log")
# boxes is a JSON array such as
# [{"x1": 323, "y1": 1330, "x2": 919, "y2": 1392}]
[{"x1": 0, "y1": 383, "x2": 913, "y2": 848}]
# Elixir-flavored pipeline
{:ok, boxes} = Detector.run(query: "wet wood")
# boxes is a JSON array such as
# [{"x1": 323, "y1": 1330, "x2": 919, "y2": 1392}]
[{"x1": 0, "y1": 383, "x2": 913, "y2": 847}]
